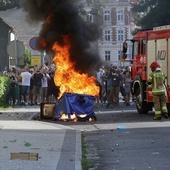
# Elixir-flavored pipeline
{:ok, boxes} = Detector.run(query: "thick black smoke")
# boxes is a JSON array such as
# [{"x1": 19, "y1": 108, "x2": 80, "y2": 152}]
[{"x1": 21, "y1": 0, "x2": 101, "y2": 74}]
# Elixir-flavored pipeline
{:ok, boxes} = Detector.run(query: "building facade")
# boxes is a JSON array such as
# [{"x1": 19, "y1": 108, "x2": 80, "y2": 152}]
[{"x1": 84, "y1": 0, "x2": 133, "y2": 67}]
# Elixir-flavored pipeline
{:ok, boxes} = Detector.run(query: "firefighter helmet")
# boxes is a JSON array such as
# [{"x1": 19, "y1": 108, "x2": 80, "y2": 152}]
[{"x1": 150, "y1": 61, "x2": 160, "y2": 69}]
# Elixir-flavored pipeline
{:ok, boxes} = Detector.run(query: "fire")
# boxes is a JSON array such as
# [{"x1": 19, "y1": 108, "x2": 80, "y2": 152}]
[{"x1": 52, "y1": 36, "x2": 99, "y2": 98}]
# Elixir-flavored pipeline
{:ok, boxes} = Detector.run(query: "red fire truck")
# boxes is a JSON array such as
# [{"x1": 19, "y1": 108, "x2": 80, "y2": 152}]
[{"x1": 123, "y1": 25, "x2": 170, "y2": 115}]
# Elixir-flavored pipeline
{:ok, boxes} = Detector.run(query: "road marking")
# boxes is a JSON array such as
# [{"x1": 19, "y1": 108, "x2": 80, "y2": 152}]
[
  {"x1": 96, "y1": 109, "x2": 137, "y2": 114},
  {"x1": 0, "y1": 121, "x2": 73, "y2": 130},
  {"x1": 94, "y1": 121, "x2": 170, "y2": 131}
]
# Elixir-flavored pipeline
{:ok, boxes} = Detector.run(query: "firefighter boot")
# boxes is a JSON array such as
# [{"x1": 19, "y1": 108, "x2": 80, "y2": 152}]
[
  {"x1": 163, "y1": 112, "x2": 169, "y2": 119},
  {"x1": 153, "y1": 114, "x2": 161, "y2": 120}
]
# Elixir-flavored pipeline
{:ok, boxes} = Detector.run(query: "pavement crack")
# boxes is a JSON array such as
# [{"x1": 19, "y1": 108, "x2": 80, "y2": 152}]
[{"x1": 93, "y1": 124, "x2": 100, "y2": 130}]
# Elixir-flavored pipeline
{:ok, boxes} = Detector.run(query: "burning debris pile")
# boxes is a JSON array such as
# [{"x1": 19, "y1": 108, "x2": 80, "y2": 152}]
[{"x1": 21, "y1": 0, "x2": 101, "y2": 121}]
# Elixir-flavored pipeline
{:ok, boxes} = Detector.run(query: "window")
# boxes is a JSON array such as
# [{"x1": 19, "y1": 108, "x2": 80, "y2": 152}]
[
  {"x1": 118, "y1": 50, "x2": 122, "y2": 60},
  {"x1": 133, "y1": 41, "x2": 139, "y2": 56},
  {"x1": 117, "y1": 10, "x2": 123, "y2": 22},
  {"x1": 104, "y1": 30, "x2": 111, "y2": 41},
  {"x1": 118, "y1": 30, "x2": 124, "y2": 42},
  {"x1": 87, "y1": 11, "x2": 93, "y2": 22},
  {"x1": 142, "y1": 40, "x2": 147, "y2": 55},
  {"x1": 104, "y1": 10, "x2": 110, "y2": 22},
  {"x1": 105, "y1": 51, "x2": 111, "y2": 61}
]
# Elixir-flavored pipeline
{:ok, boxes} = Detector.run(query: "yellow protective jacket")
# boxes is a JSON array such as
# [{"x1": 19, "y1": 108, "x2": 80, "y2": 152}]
[{"x1": 148, "y1": 69, "x2": 166, "y2": 96}]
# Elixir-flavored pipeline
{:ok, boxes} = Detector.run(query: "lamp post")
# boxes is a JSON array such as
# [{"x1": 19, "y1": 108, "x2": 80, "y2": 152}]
[
  {"x1": 124, "y1": 12, "x2": 131, "y2": 63},
  {"x1": 9, "y1": 28, "x2": 18, "y2": 67},
  {"x1": 116, "y1": 10, "x2": 131, "y2": 66},
  {"x1": 124, "y1": 12, "x2": 130, "y2": 40},
  {"x1": 13, "y1": 28, "x2": 18, "y2": 67},
  {"x1": 119, "y1": 24, "x2": 122, "y2": 67}
]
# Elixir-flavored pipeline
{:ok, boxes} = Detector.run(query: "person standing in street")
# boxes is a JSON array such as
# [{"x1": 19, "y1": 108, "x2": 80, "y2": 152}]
[
  {"x1": 29, "y1": 68, "x2": 34, "y2": 105},
  {"x1": 32, "y1": 66, "x2": 44, "y2": 105},
  {"x1": 7, "y1": 69, "x2": 18, "y2": 105},
  {"x1": 46, "y1": 66, "x2": 60, "y2": 103},
  {"x1": 124, "y1": 72, "x2": 131, "y2": 106},
  {"x1": 106, "y1": 69, "x2": 121, "y2": 108},
  {"x1": 19, "y1": 66, "x2": 32, "y2": 106},
  {"x1": 41, "y1": 66, "x2": 50, "y2": 103},
  {"x1": 95, "y1": 67, "x2": 105, "y2": 104},
  {"x1": 148, "y1": 61, "x2": 168, "y2": 120}
]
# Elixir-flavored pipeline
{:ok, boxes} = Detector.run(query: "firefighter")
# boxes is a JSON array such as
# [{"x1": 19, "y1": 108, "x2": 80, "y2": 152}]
[{"x1": 148, "y1": 61, "x2": 169, "y2": 120}]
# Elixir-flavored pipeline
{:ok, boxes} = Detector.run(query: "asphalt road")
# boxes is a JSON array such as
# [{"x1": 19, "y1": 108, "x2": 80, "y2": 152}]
[
  {"x1": 81, "y1": 102, "x2": 170, "y2": 170},
  {"x1": 84, "y1": 127, "x2": 170, "y2": 170},
  {"x1": 49, "y1": 101, "x2": 169, "y2": 169}
]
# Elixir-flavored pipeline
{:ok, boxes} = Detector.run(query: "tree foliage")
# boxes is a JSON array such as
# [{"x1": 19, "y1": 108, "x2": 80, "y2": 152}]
[
  {"x1": 0, "y1": 0, "x2": 104, "y2": 18},
  {"x1": 0, "y1": 0, "x2": 20, "y2": 11},
  {"x1": 132, "y1": 0, "x2": 170, "y2": 29},
  {"x1": 86, "y1": 0, "x2": 104, "y2": 15},
  {"x1": 74, "y1": 0, "x2": 104, "y2": 18},
  {"x1": 0, "y1": 76, "x2": 10, "y2": 107},
  {"x1": 23, "y1": 47, "x2": 31, "y2": 66}
]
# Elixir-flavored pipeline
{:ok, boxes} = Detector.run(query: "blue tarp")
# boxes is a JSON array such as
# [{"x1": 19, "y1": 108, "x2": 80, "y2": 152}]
[{"x1": 54, "y1": 93, "x2": 96, "y2": 121}]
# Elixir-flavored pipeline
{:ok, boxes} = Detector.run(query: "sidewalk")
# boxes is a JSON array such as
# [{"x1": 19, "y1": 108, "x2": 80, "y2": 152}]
[{"x1": 0, "y1": 105, "x2": 82, "y2": 170}]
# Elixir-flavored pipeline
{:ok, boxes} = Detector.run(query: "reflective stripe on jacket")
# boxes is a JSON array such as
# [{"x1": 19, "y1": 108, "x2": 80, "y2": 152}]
[{"x1": 148, "y1": 71, "x2": 165, "y2": 96}]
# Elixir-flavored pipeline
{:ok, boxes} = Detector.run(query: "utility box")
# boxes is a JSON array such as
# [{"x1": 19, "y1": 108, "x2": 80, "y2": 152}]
[{"x1": 40, "y1": 103, "x2": 55, "y2": 119}]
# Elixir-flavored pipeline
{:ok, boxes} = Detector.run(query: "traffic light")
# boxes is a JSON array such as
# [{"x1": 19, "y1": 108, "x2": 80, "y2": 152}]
[{"x1": 121, "y1": 54, "x2": 127, "y2": 62}]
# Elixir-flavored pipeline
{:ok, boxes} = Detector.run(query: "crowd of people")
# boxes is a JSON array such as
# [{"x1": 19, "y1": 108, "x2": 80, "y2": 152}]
[
  {"x1": 2, "y1": 63, "x2": 132, "y2": 108},
  {"x1": 3, "y1": 61, "x2": 169, "y2": 122},
  {"x1": 95, "y1": 65, "x2": 132, "y2": 108},
  {"x1": 3, "y1": 64, "x2": 60, "y2": 106}
]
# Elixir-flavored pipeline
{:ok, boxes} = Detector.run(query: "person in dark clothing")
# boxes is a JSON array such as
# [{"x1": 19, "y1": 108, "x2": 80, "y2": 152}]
[
  {"x1": 46, "y1": 67, "x2": 60, "y2": 102},
  {"x1": 31, "y1": 67, "x2": 43, "y2": 105},
  {"x1": 29, "y1": 68, "x2": 34, "y2": 105},
  {"x1": 106, "y1": 69, "x2": 121, "y2": 108},
  {"x1": 7, "y1": 70, "x2": 17, "y2": 105}
]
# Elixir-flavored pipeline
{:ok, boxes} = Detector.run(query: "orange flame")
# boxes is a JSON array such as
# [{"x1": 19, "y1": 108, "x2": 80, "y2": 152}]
[{"x1": 52, "y1": 36, "x2": 99, "y2": 98}]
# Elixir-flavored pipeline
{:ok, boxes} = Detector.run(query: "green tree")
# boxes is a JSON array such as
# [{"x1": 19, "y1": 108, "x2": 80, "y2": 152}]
[
  {"x1": 86, "y1": 0, "x2": 104, "y2": 15},
  {"x1": 74, "y1": 0, "x2": 104, "y2": 19},
  {"x1": 0, "y1": 0, "x2": 104, "y2": 18},
  {"x1": 0, "y1": 0, "x2": 20, "y2": 11},
  {"x1": 132, "y1": 0, "x2": 170, "y2": 29},
  {"x1": 23, "y1": 47, "x2": 31, "y2": 66}
]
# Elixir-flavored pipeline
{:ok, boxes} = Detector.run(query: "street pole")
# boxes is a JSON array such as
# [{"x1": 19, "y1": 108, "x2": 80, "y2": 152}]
[
  {"x1": 119, "y1": 24, "x2": 122, "y2": 67},
  {"x1": 124, "y1": 12, "x2": 131, "y2": 63},
  {"x1": 117, "y1": 10, "x2": 131, "y2": 66},
  {"x1": 13, "y1": 28, "x2": 18, "y2": 67},
  {"x1": 12, "y1": 28, "x2": 19, "y2": 105}
]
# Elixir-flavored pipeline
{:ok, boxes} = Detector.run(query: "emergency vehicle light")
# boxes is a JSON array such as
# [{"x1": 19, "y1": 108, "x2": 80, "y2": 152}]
[{"x1": 153, "y1": 25, "x2": 170, "y2": 31}]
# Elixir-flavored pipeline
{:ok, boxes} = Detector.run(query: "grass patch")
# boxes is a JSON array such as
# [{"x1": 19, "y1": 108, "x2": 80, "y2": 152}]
[
  {"x1": 81, "y1": 133, "x2": 93, "y2": 170},
  {"x1": 0, "y1": 106, "x2": 12, "y2": 110}
]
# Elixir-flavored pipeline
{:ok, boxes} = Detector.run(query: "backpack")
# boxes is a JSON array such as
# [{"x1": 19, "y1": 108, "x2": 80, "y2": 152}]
[{"x1": 112, "y1": 74, "x2": 120, "y2": 87}]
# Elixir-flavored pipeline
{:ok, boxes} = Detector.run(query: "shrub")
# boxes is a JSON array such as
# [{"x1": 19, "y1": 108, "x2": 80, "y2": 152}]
[{"x1": 0, "y1": 76, "x2": 10, "y2": 107}]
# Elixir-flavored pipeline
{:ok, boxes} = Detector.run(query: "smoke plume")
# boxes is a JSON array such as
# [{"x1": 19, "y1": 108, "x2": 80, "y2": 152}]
[{"x1": 21, "y1": 0, "x2": 101, "y2": 74}]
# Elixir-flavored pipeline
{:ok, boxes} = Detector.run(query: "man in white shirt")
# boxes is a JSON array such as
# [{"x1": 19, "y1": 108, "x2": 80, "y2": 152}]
[
  {"x1": 19, "y1": 66, "x2": 32, "y2": 105},
  {"x1": 41, "y1": 67, "x2": 50, "y2": 102}
]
